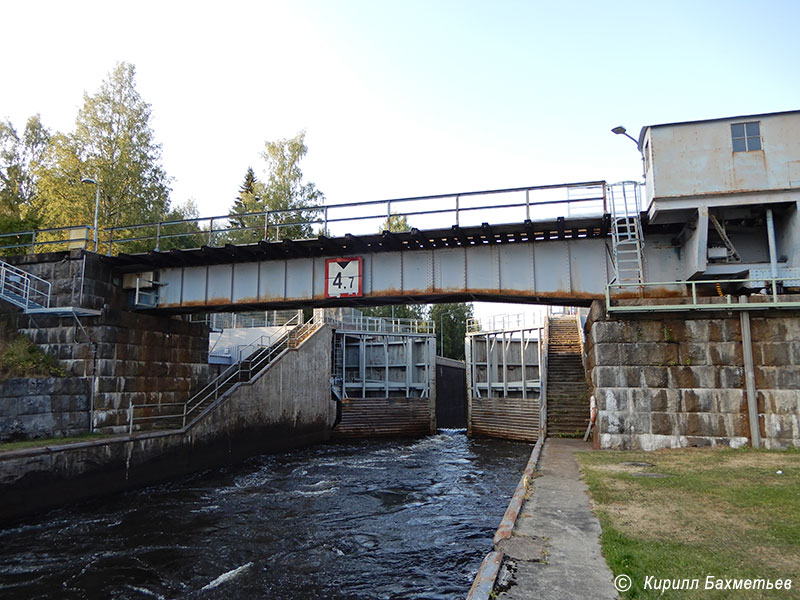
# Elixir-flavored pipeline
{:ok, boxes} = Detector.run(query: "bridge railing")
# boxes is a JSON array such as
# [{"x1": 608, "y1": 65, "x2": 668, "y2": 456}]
[
  {"x1": 0, "y1": 181, "x2": 604, "y2": 256},
  {"x1": 606, "y1": 276, "x2": 800, "y2": 312},
  {"x1": 0, "y1": 225, "x2": 95, "y2": 255}
]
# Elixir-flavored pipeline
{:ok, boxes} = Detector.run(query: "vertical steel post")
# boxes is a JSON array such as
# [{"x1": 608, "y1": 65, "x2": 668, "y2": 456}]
[
  {"x1": 766, "y1": 208, "x2": 779, "y2": 298},
  {"x1": 739, "y1": 296, "x2": 761, "y2": 448}
]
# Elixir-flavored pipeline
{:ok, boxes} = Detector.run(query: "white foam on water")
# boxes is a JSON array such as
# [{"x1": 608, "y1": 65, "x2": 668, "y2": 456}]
[
  {"x1": 200, "y1": 562, "x2": 254, "y2": 591},
  {"x1": 125, "y1": 585, "x2": 165, "y2": 599}
]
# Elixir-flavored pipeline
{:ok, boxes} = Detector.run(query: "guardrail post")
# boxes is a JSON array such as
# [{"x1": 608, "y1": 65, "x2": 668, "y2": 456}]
[
  {"x1": 155, "y1": 222, "x2": 162, "y2": 252},
  {"x1": 208, "y1": 217, "x2": 214, "y2": 246},
  {"x1": 29, "y1": 230, "x2": 36, "y2": 255},
  {"x1": 525, "y1": 190, "x2": 530, "y2": 221},
  {"x1": 264, "y1": 211, "x2": 270, "y2": 241},
  {"x1": 455, "y1": 195, "x2": 460, "y2": 226}
]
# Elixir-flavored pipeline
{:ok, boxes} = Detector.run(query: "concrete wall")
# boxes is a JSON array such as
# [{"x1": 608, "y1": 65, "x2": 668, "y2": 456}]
[
  {"x1": 0, "y1": 326, "x2": 335, "y2": 522},
  {"x1": 0, "y1": 377, "x2": 90, "y2": 441},
  {"x1": 586, "y1": 300, "x2": 800, "y2": 450}
]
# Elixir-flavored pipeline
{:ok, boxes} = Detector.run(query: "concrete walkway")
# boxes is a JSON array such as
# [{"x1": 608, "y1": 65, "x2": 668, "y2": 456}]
[{"x1": 495, "y1": 438, "x2": 618, "y2": 599}]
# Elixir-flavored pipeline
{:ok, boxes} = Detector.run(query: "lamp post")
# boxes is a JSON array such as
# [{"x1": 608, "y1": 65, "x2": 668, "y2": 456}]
[
  {"x1": 80, "y1": 176, "x2": 101, "y2": 252},
  {"x1": 611, "y1": 126, "x2": 640, "y2": 149}
]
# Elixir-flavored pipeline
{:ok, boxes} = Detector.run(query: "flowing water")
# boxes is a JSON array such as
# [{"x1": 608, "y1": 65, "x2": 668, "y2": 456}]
[{"x1": 0, "y1": 431, "x2": 530, "y2": 599}]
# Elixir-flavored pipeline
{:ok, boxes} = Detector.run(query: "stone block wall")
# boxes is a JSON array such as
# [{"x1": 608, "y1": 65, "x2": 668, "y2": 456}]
[
  {"x1": 0, "y1": 377, "x2": 91, "y2": 441},
  {"x1": 585, "y1": 300, "x2": 800, "y2": 450},
  {"x1": 1, "y1": 251, "x2": 210, "y2": 435}
]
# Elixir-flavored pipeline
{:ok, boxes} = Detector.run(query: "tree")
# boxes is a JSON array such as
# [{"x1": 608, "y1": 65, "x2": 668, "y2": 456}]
[
  {"x1": 227, "y1": 167, "x2": 262, "y2": 243},
  {"x1": 228, "y1": 131, "x2": 324, "y2": 243},
  {"x1": 359, "y1": 304, "x2": 428, "y2": 321},
  {"x1": 35, "y1": 62, "x2": 172, "y2": 251},
  {"x1": 379, "y1": 212, "x2": 410, "y2": 233},
  {"x1": 0, "y1": 115, "x2": 50, "y2": 236},
  {"x1": 429, "y1": 302, "x2": 474, "y2": 360}
]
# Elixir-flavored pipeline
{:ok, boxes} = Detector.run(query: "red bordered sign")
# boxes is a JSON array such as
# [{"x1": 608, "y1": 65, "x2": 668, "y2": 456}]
[{"x1": 325, "y1": 257, "x2": 363, "y2": 298}]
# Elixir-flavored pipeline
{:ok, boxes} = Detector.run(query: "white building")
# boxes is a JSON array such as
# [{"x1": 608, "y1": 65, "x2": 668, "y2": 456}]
[{"x1": 637, "y1": 110, "x2": 800, "y2": 280}]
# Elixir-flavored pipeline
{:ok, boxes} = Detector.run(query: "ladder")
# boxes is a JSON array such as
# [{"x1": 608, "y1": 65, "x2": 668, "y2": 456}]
[{"x1": 608, "y1": 182, "x2": 645, "y2": 287}]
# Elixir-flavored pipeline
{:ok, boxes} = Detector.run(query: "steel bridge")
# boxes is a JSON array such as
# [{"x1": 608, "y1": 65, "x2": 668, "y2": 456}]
[{"x1": 2, "y1": 179, "x2": 799, "y2": 315}]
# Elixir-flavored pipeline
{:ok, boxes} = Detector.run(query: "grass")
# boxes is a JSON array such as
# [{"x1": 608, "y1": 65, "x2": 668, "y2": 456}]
[
  {"x1": 576, "y1": 447, "x2": 800, "y2": 599},
  {"x1": 0, "y1": 432, "x2": 112, "y2": 452},
  {"x1": 0, "y1": 328, "x2": 65, "y2": 381}
]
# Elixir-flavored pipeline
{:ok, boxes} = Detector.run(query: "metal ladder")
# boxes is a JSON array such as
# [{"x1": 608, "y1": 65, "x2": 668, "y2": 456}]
[{"x1": 608, "y1": 182, "x2": 645, "y2": 286}]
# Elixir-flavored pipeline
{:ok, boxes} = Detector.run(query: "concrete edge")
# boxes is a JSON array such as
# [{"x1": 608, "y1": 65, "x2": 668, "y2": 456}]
[
  {"x1": 466, "y1": 436, "x2": 544, "y2": 600},
  {"x1": 493, "y1": 436, "x2": 544, "y2": 546},
  {"x1": 466, "y1": 551, "x2": 503, "y2": 600}
]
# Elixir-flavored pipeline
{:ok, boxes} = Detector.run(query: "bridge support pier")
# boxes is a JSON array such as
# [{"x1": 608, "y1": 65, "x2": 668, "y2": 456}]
[{"x1": 585, "y1": 299, "x2": 800, "y2": 450}]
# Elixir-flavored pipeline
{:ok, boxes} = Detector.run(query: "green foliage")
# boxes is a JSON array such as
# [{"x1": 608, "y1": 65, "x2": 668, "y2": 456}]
[
  {"x1": 228, "y1": 131, "x2": 323, "y2": 244},
  {"x1": 34, "y1": 62, "x2": 173, "y2": 252},
  {"x1": 429, "y1": 302, "x2": 474, "y2": 360},
  {"x1": 359, "y1": 304, "x2": 428, "y2": 320},
  {"x1": 0, "y1": 332, "x2": 65, "y2": 381},
  {"x1": 380, "y1": 212, "x2": 410, "y2": 233},
  {"x1": 0, "y1": 115, "x2": 50, "y2": 240}
]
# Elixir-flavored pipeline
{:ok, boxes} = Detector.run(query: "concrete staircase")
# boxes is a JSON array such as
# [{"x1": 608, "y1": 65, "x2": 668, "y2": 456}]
[
  {"x1": 546, "y1": 315, "x2": 590, "y2": 436},
  {"x1": 129, "y1": 316, "x2": 325, "y2": 432}
]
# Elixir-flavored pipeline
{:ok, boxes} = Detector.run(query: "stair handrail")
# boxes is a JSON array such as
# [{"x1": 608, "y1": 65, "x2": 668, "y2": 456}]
[
  {"x1": 539, "y1": 313, "x2": 550, "y2": 439},
  {"x1": 0, "y1": 259, "x2": 51, "y2": 311},
  {"x1": 128, "y1": 312, "x2": 323, "y2": 432}
]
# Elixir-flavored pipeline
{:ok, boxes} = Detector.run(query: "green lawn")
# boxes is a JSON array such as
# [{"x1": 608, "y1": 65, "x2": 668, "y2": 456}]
[{"x1": 576, "y1": 447, "x2": 800, "y2": 599}]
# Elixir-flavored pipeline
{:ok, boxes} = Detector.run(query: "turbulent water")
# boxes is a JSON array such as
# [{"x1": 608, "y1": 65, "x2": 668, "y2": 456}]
[{"x1": 0, "y1": 431, "x2": 530, "y2": 599}]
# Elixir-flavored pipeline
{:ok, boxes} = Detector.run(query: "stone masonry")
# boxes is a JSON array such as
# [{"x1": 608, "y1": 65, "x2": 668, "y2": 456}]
[
  {"x1": 1, "y1": 250, "x2": 210, "y2": 435},
  {"x1": 585, "y1": 300, "x2": 800, "y2": 450},
  {"x1": 0, "y1": 377, "x2": 90, "y2": 441}
]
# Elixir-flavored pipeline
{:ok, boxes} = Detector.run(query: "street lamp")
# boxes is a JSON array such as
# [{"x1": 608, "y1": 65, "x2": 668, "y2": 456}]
[
  {"x1": 611, "y1": 126, "x2": 640, "y2": 149},
  {"x1": 80, "y1": 176, "x2": 100, "y2": 252}
]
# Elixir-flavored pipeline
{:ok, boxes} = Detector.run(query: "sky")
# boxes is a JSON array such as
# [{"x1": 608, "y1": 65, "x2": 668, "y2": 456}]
[{"x1": 2, "y1": 0, "x2": 799, "y2": 322}]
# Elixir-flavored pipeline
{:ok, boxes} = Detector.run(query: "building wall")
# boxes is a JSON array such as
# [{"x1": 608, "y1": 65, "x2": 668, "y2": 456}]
[
  {"x1": 644, "y1": 112, "x2": 800, "y2": 203},
  {"x1": 586, "y1": 300, "x2": 800, "y2": 450}
]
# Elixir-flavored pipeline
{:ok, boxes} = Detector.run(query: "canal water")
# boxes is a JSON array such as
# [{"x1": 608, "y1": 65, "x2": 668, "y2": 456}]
[{"x1": 0, "y1": 431, "x2": 530, "y2": 599}]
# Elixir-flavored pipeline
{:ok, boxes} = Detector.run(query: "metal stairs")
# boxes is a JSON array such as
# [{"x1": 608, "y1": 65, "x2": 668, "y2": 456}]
[
  {"x1": 0, "y1": 258, "x2": 100, "y2": 317},
  {"x1": 129, "y1": 316, "x2": 325, "y2": 432},
  {"x1": 608, "y1": 182, "x2": 645, "y2": 287}
]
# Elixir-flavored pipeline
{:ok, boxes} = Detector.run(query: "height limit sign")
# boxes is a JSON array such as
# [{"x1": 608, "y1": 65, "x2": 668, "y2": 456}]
[{"x1": 325, "y1": 257, "x2": 363, "y2": 298}]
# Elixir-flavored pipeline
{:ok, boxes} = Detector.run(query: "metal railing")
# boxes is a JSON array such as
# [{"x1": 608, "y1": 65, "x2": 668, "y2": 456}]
[
  {"x1": 0, "y1": 225, "x2": 94, "y2": 255},
  {"x1": 128, "y1": 314, "x2": 323, "y2": 433},
  {"x1": 539, "y1": 312, "x2": 550, "y2": 439},
  {"x1": 322, "y1": 307, "x2": 435, "y2": 334},
  {"x1": 467, "y1": 312, "x2": 544, "y2": 334},
  {"x1": 606, "y1": 276, "x2": 800, "y2": 312},
  {"x1": 0, "y1": 180, "x2": 609, "y2": 256},
  {"x1": 193, "y1": 309, "x2": 303, "y2": 331},
  {"x1": 0, "y1": 259, "x2": 51, "y2": 311},
  {"x1": 208, "y1": 312, "x2": 302, "y2": 361}
]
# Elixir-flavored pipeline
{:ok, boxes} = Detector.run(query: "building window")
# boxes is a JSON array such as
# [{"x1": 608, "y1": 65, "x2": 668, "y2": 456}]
[{"x1": 731, "y1": 121, "x2": 761, "y2": 152}]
